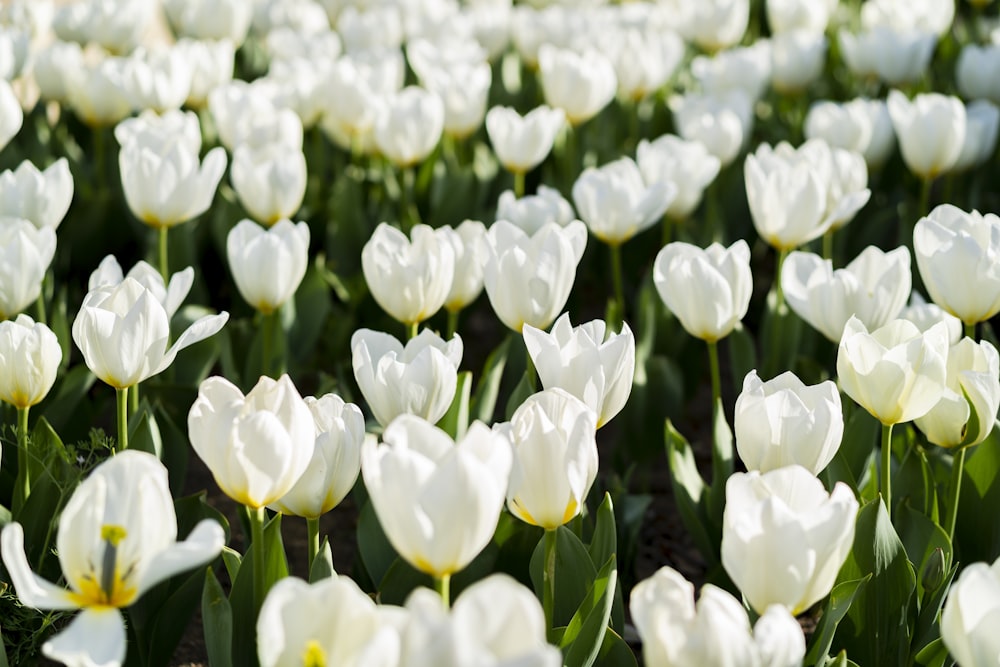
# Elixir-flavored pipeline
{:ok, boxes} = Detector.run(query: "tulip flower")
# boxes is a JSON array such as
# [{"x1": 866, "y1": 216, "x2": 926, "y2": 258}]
[
  {"x1": 483, "y1": 220, "x2": 587, "y2": 333},
  {"x1": 440, "y1": 220, "x2": 488, "y2": 334},
  {"x1": 399, "y1": 574, "x2": 561, "y2": 665},
  {"x1": 957, "y1": 44, "x2": 1000, "y2": 105},
  {"x1": 940, "y1": 555, "x2": 1000, "y2": 667},
  {"x1": 257, "y1": 576, "x2": 400, "y2": 667},
  {"x1": 361, "y1": 223, "x2": 455, "y2": 334},
  {"x1": 887, "y1": 89, "x2": 966, "y2": 183},
  {"x1": 0, "y1": 451, "x2": 224, "y2": 667},
  {"x1": 362, "y1": 415, "x2": 512, "y2": 591},
  {"x1": 637, "y1": 134, "x2": 721, "y2": 224},
  {"x1": 900, "y1": 292, "x2": 962, "y2": 345},
  {"x1": 352, "y1": 328, "x2": 462, "y2": 428},
  {"x1": 0, "y1": 158, "x2": 73, "y2": 230},
  {"x1": 230, "y1": 142, "x2": 307, "y2": 226},
  {"x1": 861, "y1": 0, "x2": 954, "y2": 36},
  {"x1": 374, "y1": 85, "x2": 444, "y2": 168},
  {"x1": 914, "y1": 204, "x2": 1000, "y2": 328},
  {"x1": 953, "y1": 100, "x2": 1000, "y2": 173},
  {"x1": 671, "y1": 91, "x2": 753, "y2": 167},
  {"x1": 34, "y1": 40, "x2": 84, "y2": 105},
  {"x1": 123, "y1": 46, "x2": 193, "y2": 113},
  {"x1": 0, "y1": 78, "x2": 20, "y2": 151},
  {"x1": 770, "y1": 31, "x2": 827, "y2": 94},
  {"x1": 210, "y1": 83, "x2": 304, "y2": 152},
  {"x1": 838, "y1": 27, "x2": 936, "y2": 87},
  {"x1": 495, "y1": 186, "x2": 575, "y2": 236},
  {"x1": 606, "y1": 27, "x2": 684, "y2": 102},
  {"x1": 227, "y1": 218, "x2": 309, "y2": 315},
  {"x1": 735, "y1": 370, "x2": 843, "y2": 475},
  {"x1": 782, "y1": 246, "x2": 911, "y2": 342},
  {"x1": 162, "y1": 0, "x2": 252, "y2": 45},
  {"x1": 0, "y1": 218, "x2": 56, "y2": 320},
  {"x1": 767, "y1": 0, "x2": 834, "y2": 35},
  {"x1": 523, "y1": 313, "x2": 635, "y2": 429},
  {"x1": 722, "y1": 465, "x2": 859, "y2": 615},
  {"x1": 88, "y1": 255, "x2": 195, "y2": 320},
  {"x1": 680, "y1": 0, "x2": 750, "y2": 52},
  {"x1": 630, "y1": 566, "x2": 806, "y2": 667},
  {"x1": 805, "y1": 98, "x2": 896, "y2": 170},
  {"x1": 316, "y1": 51, "x2": 401, "y2": 154},
  {"x1": 692, "y1": 41, "x2": 772, "y2": 106},
  {"x1": 537, "y1": 45, "x2": 616, "y2": 127},
  {"x1": 421, "y1": 61, "x2": 491, "y2": 140},
  {"x1": 177, "y1": 38, "x2": 235, "y2": 109},
  {"x1": 67, "y1": 58, "x2": 134, "y2": 128},
  {"x1": 485, "y1": 105, "x2": 565, "y2": 193}
]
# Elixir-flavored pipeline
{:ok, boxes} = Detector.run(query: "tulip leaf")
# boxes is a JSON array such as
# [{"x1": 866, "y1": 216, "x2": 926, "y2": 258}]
[
  {"x1": 707, "y1": 398, "x2": 733, "y2": 524},
  {"x1": 221, "y1": 547, "x2": 242, "y2": 583},
  {"x1": 895, "y1": 445, "x2": 939, "y2": 523},
  {"x1": 308, "y1": 537, "x2": 336, "y2": 582},
  {"x1": 822, "y1": 651, "x2": 860, "y2": 667},
  {"x1": 505, "y1": 370, "x2": 536, "y2": 421},
  {"x1": 913, "y1": 638, "x2": 949, "y2": 667},
  {"x1": 357, "y1": 499, "x2": 398, "y2": 587},
  {"x1": 128, "y1": 404, "x2": 163, "y2": 460},
  {"x1": 759, "y1": 293, "x2": 804, "y2": 379},
  {"x1": 560, "y1": 556, "x2": 617, "y2": 667},
  {"x1": 437, "y1": 370, "x2": 472, "y2": 440},
  {"x1": 470, "y1": 336, "x2": 509, "y2": 423},
  {"x1": 530, "y1": 526, "x2": 598, "y2": 628},
  {"x1": 590, "y1": 628, "x2": 638, "y2": 667},
  {"x1": 895, "y1": 504, "x2": 951, "y2": 601},
  {"x1": 728, "y1": 323, "x2": 756, "y2": 397},
  {"x1": 41, "y1": 364, "x2": 97, "y2": 433},
  {"x1": 202, "y1": 567, "x2": 233, "y2": 667},
  {"x1": 954, "y1": 428, "x2": 1000, "y2": 564},
  {"x1": 0, "y1": 627, "x2": 8, "y2": 667},
  {"x1": 839, "y1": 405, "x2": 881, "y2": 487},
  {"x1": 664, "y1": 419, "x2": 718, "y2": 564},
  {"x1": 288, "y1": 262, "x2": 333, "y2": 366},
  {"x1": 803, "y1": 575, "x2": 870, "y2": 666},
  {"x1": 143, "y1": 568, "x2": 205, "y2": 667},
  {"x1": 587, "y1": 493, "x2": 616, "y2": 574},
  {"x1": 910, "y1": 559, "x2": 957, "y2": 662},
  {"x1": 377, "y1": 558, "x2": 434, "y2": 605}
]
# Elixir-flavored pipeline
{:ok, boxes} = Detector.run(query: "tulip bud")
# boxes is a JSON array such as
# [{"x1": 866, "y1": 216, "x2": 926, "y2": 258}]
[
  {"x1": 572, "y1": 157, "x2": 675, "y2": 246},
  {"x1": 0, "y1": 315, "x2": 61, "y2": 410},
  {"x1": 440, "y1": 220, "x2": 488, "y2": 313},
  {"x1": 940, "y1": 555, "x2": 1000, "y2": 667},
  {"x1": 887, "y1": 89, "x2": 966, "y2": 180},
  {"x1": 537, "y1": 45, "x2": 616, "y2": 126},
  {"x1": 374, "y1": 86, "x2": 444, "y2": 168},
  {"x1": 0, "y1": 159, "x2": 73, "y2": 230},
  {"x1": 485, "y1": 105, "x2": 565, "y2": 175},
  {"x1": 495, "y1": 186, "x2": 575, "y2": 236},
  {"x1": 0, "y1": 219, "x2": 55, "y2": 320},
  {"x1": 722, "y1": 466, "x2": 859, "y2": 615},
  {"x1": 921, "y1": 547, "x2": 947, "y2": 594},
  {"x1": 226, "y1": 219, "x2": 309, "y2": 315},
  {"x1": 230, "y1": 143, "x2": 307, "y2": 226}
]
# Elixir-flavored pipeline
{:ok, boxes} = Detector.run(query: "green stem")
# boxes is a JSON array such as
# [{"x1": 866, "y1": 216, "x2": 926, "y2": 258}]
[
  {"x1": 446, "y1": 309, "x2": 459, "y2": 339},
  {"x1": 17, "y1": 406, "x2": 29, "y2": 507},
  {"x1": 881, "y1": 422, "x2": 894, "y2": 520},
  {"x1": 661, "y1": 214, "x2": 674, "y2": 247},
  {"x1": 965, "y1": 321, "x2": 977, "y2": 341},
  {"x1": 407, "y1": 321, "x2": 419, "y2": 340},
  {"x1": 707, "y1": 340, "x2": 721, "y2": 409},
  {"x1": 822, "y1": 229, "x2": 834, "y2": 263},
  {"x1": 401, "y1": 166, "x2": 420, "y2": 233},
  {"x1": 919, "y1": 178, "x2": 933, "y2": 218},
  {"x1": 525, "y1": 346, "x2": 537, "y2": 390},
  {"x1": 95, "y1": 126, "x2": 106, "y2": 190},
  {"x1": 543, "y1": 528, "x2": 557, "y2": 633},
  {"x1": 250, "y1": 506, "x2": 267, "y2": 613},
  {"x1": 130, "y1": 382, "x2": 139, "y2": 415},
  {"x1": 513, "y1": 170, "x2": 525, "y2": 198},
  {"x1": 262, "y1": 311, "x2": 274, "y2": 378},
  {"x1": 609, "y1": 242, "x2": 625, "y2": 329},
  {"x1": 434, "y1": 573, "x2": 451, "y2": 609},
  {"x1": 306, "y1": 516, "x2": 320, "y2": 575},
  {"x1": 116, "y1": 387, "x2": 129, "y2": 451},
  {"x1": 158, "y1": 226, "x2": 169, "y2": 284},
  {"x1": 35, "y1": 291, "x2": 46, "y2": 326},
  {"x1": 774, "y1": 248, "x2": 789, "y2": 312},
  {"x1": 945, "y1": 448, "x2": 967, "y2": 545}
]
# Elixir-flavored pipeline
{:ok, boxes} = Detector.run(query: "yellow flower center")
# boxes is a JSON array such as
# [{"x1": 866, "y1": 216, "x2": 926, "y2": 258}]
[
  {"x1": 68, "y1": 524, "x2": 138, "y2": 608},
  {"x1": 302, "y1": 640, "x2": 327, "y2": 667}
]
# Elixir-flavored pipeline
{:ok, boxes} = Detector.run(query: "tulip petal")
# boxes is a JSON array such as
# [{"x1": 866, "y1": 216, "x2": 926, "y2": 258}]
[
  {"x1": 42, "y1": 607, "x2": 126, "y2": 667},
  {"x1": 135, "y1": 519, "x2": 225, "y2": 597},
  {"x1": 0, "y1": 523, "x2": 78, "y2": 611},
  {"x1": 151, "y1": 312, "x2": 229, "y2": 379}
]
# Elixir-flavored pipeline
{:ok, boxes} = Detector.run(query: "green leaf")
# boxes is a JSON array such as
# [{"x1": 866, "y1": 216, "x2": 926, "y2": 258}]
[
  {"x1": 504, "y1": 369, "x2": 536, "y2": 421},
  {"x1": 728, "y1": 323, "x2": 756, "y2": 397},
  {"x1": 587, "y1": 493, "x2": 616, "y2": 572},
  {"x1": 803, "y1": 575, "x2": 870, "y2": 666},
  {"x1": 309, "y1": 537, "x2": 336, "y2": 582},
  {"x1": 561, "y1": 556, "x2": 618, "y2": 667},
  {"x1": 913, "y1": 638, "x2": 950, "y2": 667},
  {"x1": 530, "y1": 526, "x2": 598, "y2": 628},
  {"x1": 437, "y1": 371, "x2": 472, "y2": 440},
  {"x1": 470, "y1": 337, "x2": 510, "y2": 423},
  {"x1": 228, "y1": 513, "x2": 287, "y2": 667},
  {"x1": 377, "y1": 558, "x2": 433, "y2": 605},
  {"x1": 202, "y1": 567, "x2": 233, "y2": 667},
  {"x1": 895, "y1": 504, "x2": 951, "y2": 601},
  {"x1": 591, "y1": 628, "x2": 638, "y2": 667},
  {"x1": 221, "y1": 547, "x2": 242, "y2": 583},
  {"x1": 839, "y1": 406, "x2": 880, "y2": 487},
  {"x1": 357, "y1": 499, "x2": 398, "y2": 587},
  {"x1": 288, "y1": 262, "x2": 333, "y2": 365},
  {"x1": 0, "y1": 625, "x2": 9, "y2": 667},
  {"x1": 955, "y1": 429, "x2": 1000, "y2": 563},
  {"x1": 895, "y1": 445, "x2": 938, "y2": 523},
  {"x1": 664, "y1": 419, "x2": 717, "y2": 564},
  {"x1": 42, "y1": 365, "x2": 97, "y2": 433},
  {"x1": 707, "y1": 398, "x2": 733, "y2": 525},
  {"x1": 128, "y1": 405, "x2": 163, "y2": 459},
  {"x1": 144, "y1": 569, "x2": 205, "y2": 667}
]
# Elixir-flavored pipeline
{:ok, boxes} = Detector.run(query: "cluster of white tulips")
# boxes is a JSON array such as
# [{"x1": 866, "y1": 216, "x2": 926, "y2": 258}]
[{"x1": 0, "y1": 0, "x2": 999, "y2": 665}]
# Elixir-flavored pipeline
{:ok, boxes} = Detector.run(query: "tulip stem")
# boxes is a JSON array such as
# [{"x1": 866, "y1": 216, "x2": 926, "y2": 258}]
[
  {"x1": 609, "y1": 242, "x2": 625, "y2": 330},
  {"x1": 250, "y1": 506, "x2": 267, "y2": 614},
  {"x1": 543, "y1": 528, "x2": 557, "y2": 633},
  {"x1": 262, "y1": 311, "x2": 274, "y2": 377},
  {"x1": 660, "y1": 214, "x2": 673, "y2": 247},
  {"x1": 434, "y1": 574, "x2": 451, "y2": 609},
  {"x1": 774, "y1": 248, "x2": 789, "y2": 312},
  {"x1": 130, "y1": 382, "x2": 139, "y2": 415},
  {"x1": 965, "y1": 322, "x2": 977, "y2": 341},
  {"x1": 707, "y1": 340, "x2": 721, "y2": 409},
  {"x1": 822, "y1": 229, "x2": 834, "y2": 263},
  {"x1": 306, "y1": 516, "x2": 320, "y2": 575},
  {"x1": 116, "y1": 387, "x2": 129, "y2": 451},
  {"x1": 158, "y1": 226, "x2": 169, "y2": 284},
  {"x1": 35, "y1": 292, "x2": 46, "y2": 326},
  {"x1": 400, "y1": 166, "x2": 420, "y2": 233},
  {"x1": 514, "y1": 170, "x2": 525, "y2": 198},
  {"x1": 919, "y1": 178, "x2": 933, "y2": 218},
  {"x1": 16, "y1": 406, "x2": 29, "y2": 508},
  {"x1": 407, "y1": 321, "x2": 419, "y2": 340},
  {"x1": 945, "y1": 448, "x2": 967, "y2": 545},
  {"x1": 881, "y1": 422, "x2": 893, "y2": 520},
  {"x1": 446, "y1": 309, "x2": 459, "y2": 339}
]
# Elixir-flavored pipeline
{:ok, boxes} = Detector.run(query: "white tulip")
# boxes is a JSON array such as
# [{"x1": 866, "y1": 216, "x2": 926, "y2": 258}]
[
  {"x1": 162, "y1": 0, "x2": 252, "y2": 45},
  {"x1": 887, "y1": 89, "x2": 966, "y2": 180},
  {"x1": 0, "y1": 78, "x2": 21, "y2": 149},
  {"x1": 671, "y1": 91, "x2": 753, "y2": 167},
  {"x1": 440, "y1": 220, "x2": 488, "y2": 313},
  {"x1": 680, "y1": 0, "x2": 749, "y2": 52},
  {"x1": 637, "y1": 134, "x2": 721, "y2": 222},
  {"x1": 486, "y1": 105, "x2": 565, "y2": 174},
  {"x1": 177, "y1": 38, "x2": 235, "y2": 109},
  {"x1": 537, "y1": 45, "x2": 616, "y2": 126},
  {"x1": 227, "y1": 219, "x2": 309, "y2": 315},
  {"x1": 33, "y1": 40, "x2": 84, "y2": 105},
  {"x1": 374, "y1": 86, "x2": 444, "y2": 168},
  {"x1": 604, "y1": 26, "x2": 683, "y2": 101},
  {"x1": 838, "y1": 27, "x2": 936, "y2": 87},
  {"x1": 692, "y1": 42, "x2": 772, "y2": 104},
  {"x1": 0, "y1": 159, "x2": 73, "y2": 230},
  {"x1": 770, "y1": 31, "x2": 827, "y2": 94},
  {"x1": 957, "y1": 44, "x2": 1000, "y2": 105},
  {"x1": 88, "y1": 255, "x2": 195, "y2": 320},
  {"x1": 496, "y1": 186, "x2": 575, "y2": 236},
  {"x1": 0, "y1": 314, "x2": 61, "y2": 409},
  {"x1": 572, "y1": 157, "x2": 676, "y2": 245},
  {"x1": 953, "y1": 100, "x2": 1000, "y2": 172},
  {"x1": 230, "y1": 143, "x2": 307, "y2": 226},
  {"x1": 899, "y1": 292, "x2": 963, "y2": 345},
  {"x1": 123, "y1": 46, "x2": 193, "y2": 113},
  {"x1": 67, "y1": 57, "x2": 133, "y2": 127},
  {"x1": 940, "y1": 555, "x2": 1000, "y2": 667},
  {"x1": 0, "y1": 219, "x2": 56, "y2": 320}
]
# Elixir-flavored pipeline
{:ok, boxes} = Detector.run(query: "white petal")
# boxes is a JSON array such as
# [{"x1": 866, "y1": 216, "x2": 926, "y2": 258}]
[
  {"x1": 0, "y1": 523, "x2": 78, "y2": 611},
  {"x1": 42, "y1": 607, "x2": 127, "y2": 667},
  {"x1": 135, "y1": 520, "x2": 225, "y2": 597}
]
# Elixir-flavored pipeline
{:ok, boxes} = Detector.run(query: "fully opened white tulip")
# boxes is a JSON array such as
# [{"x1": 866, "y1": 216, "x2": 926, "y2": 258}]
[
  {"x1": 0, "y1": 315, "x2": 61, "y2": 409},
  {"x1": 837, "y1": 316, "x2": 950, "y2": 426},
  {"x1": 523, "y1": 313, "x2": 635, "y2": 429},
  {"x1": 782, "y1": 247, "x2": 911, "y2": 342},
  {"x1": 653, "y1": 240, "x2": 753, "y2": 343},
  {"x1": 630, "y1": 566, "x2": 806, "y2": 667},
  {"x1": 73, "y1": 278, "x2": 229, "y2": 390},
  {"x1": 362, "y1": 416, "x2": 511, "y2": 577},
  {"x1": 227, "y1": 219, "x2": 309, "y2": 315},
  {"x1": 188, "y1": 374, "x2": 315, "y2": 508},
  {"x1": 484, "y1": 220, "x2": 587, "y2": 333},
  {"x1": 722, "y1": 465, "x2": 859, "y2": 615},
  {"x1": 361, "y1": 223, "x2": 455, "y2": 326},
  {"x1": 400, "y1": 574, "x2": 561, "y2": 666},
  {"x1": 503, "y1": 388, "x2": 598, "y2": 530},
  {"x1": 636, "y1": 134, "x2": 721, "y2": 222},
  {"x1": 915, "y1": 338, "x2": 1000, "y2": 448},
  {"x1": 914, "y1": 205, "x2": 1000, "y2": 325},
  {"x1": 572, "y1": 157, "x2": 675, "y2": 245},
  {"x1": 269, "y1": 394, "x2": 364, "y2": 518},
  {"x1": 440, "y1": 220, "x2": 488, "y2": 313},
  {"x1": 89, "y1": 255, "x2": 195, "y2": 320},
  {"x1": 887, "y1": 90, "x2": 966, "y2": 180},
  {"x1": 352, "y1": 328, "x2": 462, "y2": 428},
  {"x1": 495, "y1": 186, "x2": 575, "y2": 236},
  {"x1": 0, "y1": 159, "x2": 73, "y2": 230},
  {"x1": 537, "y1": 45, "x2": 616, "y2": 126},
  {"x1": 374, "y1": 86, "x2": 444, "y2": 168},
  {"x1": 0, "y1": 451, "x2": 224, "y2": 667},
  {"x1": 940, "y1": 555, "x2": 1000, "y2": 667},
  {"x1": 735, "y1": 370, "x2": 843, "y2": 475},
  {"x1": 230, "y1": 143, "x2": 307, "y2": 226},
  {"x1": 0, "y1": 219, "x2": 56, "y2": 319},
  {"x1": 485, "y1": 105, "x2": 565, "y2": 174},
  {"x1": 257, "y1": 576, "x2": 400, "y2": 667}
]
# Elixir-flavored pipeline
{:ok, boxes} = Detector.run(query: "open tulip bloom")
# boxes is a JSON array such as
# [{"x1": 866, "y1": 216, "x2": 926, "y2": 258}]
[{"x1": 1, "y1": 451, "x2": 225, "y2": 667}]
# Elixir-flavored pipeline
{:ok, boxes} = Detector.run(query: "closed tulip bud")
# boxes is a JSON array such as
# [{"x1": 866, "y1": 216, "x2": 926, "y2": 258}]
[
  {"x1": 837, "y1": 316, "x2": 950, "y2": 426},
  {"x1": 362, "y1": 416, "x2": 512, "y2": 577},
  {"x1": 227, "y1": 219, "x2": 309, "y2": 315},
  {"x1": 838, "y1": 27, "x2": 936, "y2": 87},
  {"x1": 257, "y1": 576, "x2": 400, "y2": 667},
  {"x1": 374, "y1": 86, "x2": 444, "y2": 168},
  {"x1": 672, "y1": 91, "x2": 753, "y2": 167},
  {"x1": 230, "y1": 143, "x2": 306, "y2": 226},
  {"x1": 89, "y1": 256, "x2": 194, "y2": 320},
  {"x1": 440, "y1": 220, "x2": 488, "y2": 313},
  {"x1": 653, "y1": 240, "x2": 753, "y2": 343},
  {"x1": 362, "y1": 223, "x2": 455, "y2": 326},
  {"x1": 915, "y1": 338, "x2": 1000, "y2": 448},
  {"x1": 0, "y1": 159, "x2": 72, "y2": 231},
  {"x1": 637, "y1": 134, "x2": 721, "y2": 222},
  {"x1": 782, "y1": 247, "x2": 911, "y2": 342},
  {"x1": 188, "y1": 374, "x2": 315, "y2": 508},
  {"x1": 722, "y1": 466, "x2": 859, "y2": 615},
  {"x1": 572, "y1": 157, "x2": 676, "y2": 245},
  {"x1": 957, "y1": 44, "x2": 1000, "y2": 105},
  {"x1": 496, "y1": 186, "x2": 575, "y2": 236},
  {"x1": 73, "y1": 278, "x2": 228, "y2": 390},
  {"x1": 805, "y1": 100, "x2": 876, "y2": 158},
  {"x1": 0, "y1": 78, "x2": 20, "y2": 150},
  {"x1": 940, "y1": 555, "x2": 1000, "y2": 667},
  {"x1": 538, "y1": 45, "x2": 616, "y2": 126},
  {"x1": 915, "y1": 205, "x2": 1000, "y2": 325},
  {"x1": 486, "y1": 105, "x2": 565, "y2": 174},
  {"x1": 400, "y1": 574, "x2": 561, "y2": 667},
  {"x1": 887, "y1": 90, "x2": 966, "y2": 180},
  {"x1": 0, "y1": 315, "x2": 61, "y2": 409},
  {"x1": 735, "y1": 370, "x2": 843, "y2": 475},
  {"x1": 162, "y1": 0, "x2": 252, "y2": 45},
  {"x1": 352, "y1": 328, "x2": 462, "y2": 427},
  {"x1": 0, "y1": 219, "x2": 56, "y2": 320},
  {"x1": 770, "y1": 31, "x2": 827, "y2": 94},
  {"x1": 900, "y1": 292, "x2": 963, "y2": 345},
  {"x1": 953, "y1": 100, "x2": 999, "y2": 172},
  {"x1": 483, "y1": 220, "x2": 587, "y2": 333},
  {"x1": 681, "y1": 0, "x2": 749, "y2": 52},
  {"x1": 630, "y1": 566, "x2": 806, "y2": 667},
  {"x1": 523, "y1": 313, "x2": 635, "y2": 429},
  {"x1": 503, "y1": 388, "x2": 598, "y2": 529}
]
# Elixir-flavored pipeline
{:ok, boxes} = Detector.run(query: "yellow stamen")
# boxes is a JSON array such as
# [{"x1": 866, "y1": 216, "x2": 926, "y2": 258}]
[{"x1": 302, "y1": 640, "x2": 327, "y2": 667}]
